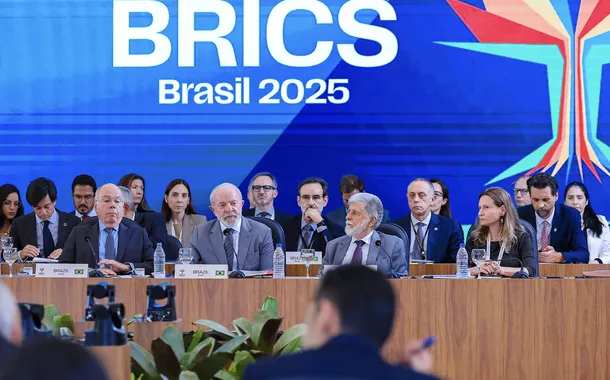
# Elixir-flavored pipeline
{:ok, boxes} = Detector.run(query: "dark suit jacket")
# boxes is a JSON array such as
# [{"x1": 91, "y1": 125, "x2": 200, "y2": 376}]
[
  {"x1": 0, "y1": 336, "x2": 16, "y2": 370},
  {"x1": 10, "y1": 211, "x2": 81, "y2": 254},
  {"x1": 325, "y1": 207, "x2": 391, "y2": 229},
  {"x1": 242, "y1": 208, "x2": 294, "y2": 224},
  {"x1": 518, "y1": 203, "x2": 589, "y2": 263},
  {"x1": 135, "y1": 211, "x2": 169, "y2": 249},
  {"x1": 59, "y1": 218, "x2": 154, "y2": 274},
  {"x1": 243, "y1": 334, "x2": 440, "y2": 380},
  {"x1": 391, "y1": 213, "x2": 463, "y2": 263},
  {"x1": 280, "y1": 215, "x2": 345, "y2": 256}
]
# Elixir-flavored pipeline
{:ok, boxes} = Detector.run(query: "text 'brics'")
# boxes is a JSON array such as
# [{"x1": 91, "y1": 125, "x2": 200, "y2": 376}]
[{"x1": 113, "y1": 0, "x2": 398, "y2": 68}]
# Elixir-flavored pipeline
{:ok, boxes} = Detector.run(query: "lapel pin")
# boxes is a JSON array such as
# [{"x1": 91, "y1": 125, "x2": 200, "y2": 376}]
[
  {"x1": 553, "y1": 228, "x2": 557, "y2": 232},
  {"x1": 434, "y1": 227, "x2": 438, "y2": 231},
  {"x1": 63, "y1": 222, "x2": 67, "y2": 227}
]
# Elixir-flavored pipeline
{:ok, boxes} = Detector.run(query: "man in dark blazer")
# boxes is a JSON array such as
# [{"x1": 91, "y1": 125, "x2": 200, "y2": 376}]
[
  {"x1": 242, "y1": 172, "x2": 293, "y2": 224},
  {"x1": 118, "y1": 186, "x2": 168, "y2": 249},
  {"x1": 280, "y1": 177, "x2": 344, "y2": 256},
  {"x1": 60, "y1": 184, "x2": 154, "y2": 275},
  {"x1": 70, "y1": 174, "x2": 97, "y2": 220},
  {"x1": 243, "y1": 266, "x2": 440, "y2": 380},
  {"x1": 190, "y1": 183, "x2": 274, "y2": 271},
  {"x1": 392, "y1": 179, "x2": 463, "y2": 263},
  {"x1": 518, "y1": 173, "x2": 588, "y2": 263},
  {"x1": 10, "y1": 177, "x2": 80, "y2": 260}
]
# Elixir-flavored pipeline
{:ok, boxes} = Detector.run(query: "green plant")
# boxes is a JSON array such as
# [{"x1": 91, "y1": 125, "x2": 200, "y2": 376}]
[{"x1": 42, "y1": 305, "x2": 75, "y2": 338}]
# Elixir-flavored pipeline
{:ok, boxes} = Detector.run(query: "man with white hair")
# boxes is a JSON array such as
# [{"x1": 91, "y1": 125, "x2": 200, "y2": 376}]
[
  {"x1": 0, "y1": 281, "x2": 21, "y2": 363},
  {"x1": 189, "y1": 183, "x2": 274, "y2": 271},
  {"x1": 323, "y1": 193, "x2": 408, "y2": 277}
]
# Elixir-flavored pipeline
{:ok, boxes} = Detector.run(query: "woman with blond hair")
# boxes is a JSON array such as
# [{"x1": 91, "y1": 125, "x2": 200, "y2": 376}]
[{"x1": 467, "y1": 187, "x2": 536, "y2": 277}]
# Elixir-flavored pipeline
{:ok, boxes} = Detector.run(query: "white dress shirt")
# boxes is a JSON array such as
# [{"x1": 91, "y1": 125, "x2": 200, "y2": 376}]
[
  {"x1": 341, "y1": 230, "x2": 374, "y2": 264},
  {"x1": 220, "y1": 217, "x2": 241, "y2": 270},
  {"x1": 254, "y1": 207, "x2": 275, "y2": 219},
  {"x1": 35, "y1": 209, "x2": 59, "y2": 250},
  {"x1": 535, "y1": 208, "x2": 555, "y2": 249},
  {"x1": 75, "y1": 209, "x2": 97, "y2": 220},
  {"x1": 409, "y1": 212, "x2": 432, "y2": 254},
  {"x1": 586, "y1": 215, "x2": 610, "y2": 264}
]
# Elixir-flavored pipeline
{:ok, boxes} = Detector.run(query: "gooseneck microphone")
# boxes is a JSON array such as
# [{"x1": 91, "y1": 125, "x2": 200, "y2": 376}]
[
  {"x1": 85, "y1": 236, "x2": 104, "y2": 278},
  {"x1": 375, "y1": 239, "x2": 401, "y2": 279},
  {"x1": 504, "y1": 257, "x2": 530, "y2": 278},
  {"x1": 223, "y1": 229, "x2": 245, "y2": 279}
]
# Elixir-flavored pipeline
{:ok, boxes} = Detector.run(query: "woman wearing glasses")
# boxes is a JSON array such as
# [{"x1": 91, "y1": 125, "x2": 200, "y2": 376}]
[
  {"x1": 0, "y1": 184, "x2": 24, "y2": 236},
  {"x1": 466, "y1": 187, "x2": 536, "y2": 277},
  {"x1": 162, "y1": 179, "x2": 206, "y2": 247}
]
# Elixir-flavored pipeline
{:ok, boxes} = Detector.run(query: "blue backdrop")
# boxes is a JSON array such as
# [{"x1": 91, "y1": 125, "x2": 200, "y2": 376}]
[{"x1": 1, "y1": 0, "x2": 609, "y2": 226}]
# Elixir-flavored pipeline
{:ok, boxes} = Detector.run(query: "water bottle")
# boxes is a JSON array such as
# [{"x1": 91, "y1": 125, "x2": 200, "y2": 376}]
[
  {"x1": 273, "y1": 244, "x2": 285, "y2": 279},
  {"x1": 456, "y1": 244, "x2": 469, "y2": 278},
  {"x1": 153, "y1": 243, "x2": 166, "y2": 278}
]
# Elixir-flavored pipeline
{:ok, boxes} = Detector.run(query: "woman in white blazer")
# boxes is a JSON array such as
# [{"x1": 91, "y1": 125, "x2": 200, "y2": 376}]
[
  {"x1": 564, "y1": 182, "x2": 610, "y2": 264},
  {"x1": 162, "y1": 179, "x2": 207, "y2": 248}
]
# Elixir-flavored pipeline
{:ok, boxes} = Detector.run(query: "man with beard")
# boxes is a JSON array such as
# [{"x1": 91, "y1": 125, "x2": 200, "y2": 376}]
[
  {"x1": 242, "y1": 172, "x2": 293, "y2": 223},
  {"x1": 322, "y1": 193, "x2": 408, "y2": 276},
  {"x1": 190, "y1": 183, "x2": 274, "y2": 271},
  {"x1": 280, "y1": 177, "x2": 344, "y2": 256},
  {"x1": 70, "y1": 174, "x2": 97, "y2": 220},
  {"x1": 518, "y1": 173, "x2": 588, "y2": 263}
]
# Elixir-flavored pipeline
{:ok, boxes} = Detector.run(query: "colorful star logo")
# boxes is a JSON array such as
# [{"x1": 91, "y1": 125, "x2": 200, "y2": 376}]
[{"x1": 438, "y1": 0, "x2": 610, "y2": 184}]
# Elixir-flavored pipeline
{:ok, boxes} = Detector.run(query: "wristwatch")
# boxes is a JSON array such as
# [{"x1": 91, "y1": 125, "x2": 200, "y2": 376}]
[{"x1": 316, "y1": 220, "x2": 326, "y2": 228}]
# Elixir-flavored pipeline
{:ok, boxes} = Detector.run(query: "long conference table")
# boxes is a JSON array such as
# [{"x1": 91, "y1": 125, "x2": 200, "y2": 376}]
[{"x1": 3, "y1": 263, "x2": 610, "y2": 380}]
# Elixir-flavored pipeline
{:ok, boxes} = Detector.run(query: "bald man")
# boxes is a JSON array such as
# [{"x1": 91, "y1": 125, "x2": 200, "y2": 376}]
[
  {"x1": 189, "y1": 183, "x2": 274, "y2": 271},
  {"x1": 59, "y1": 184, "x2": 154, "y2": 275}
]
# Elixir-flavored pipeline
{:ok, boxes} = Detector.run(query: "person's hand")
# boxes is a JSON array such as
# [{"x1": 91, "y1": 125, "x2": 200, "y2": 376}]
[
  {"x1": 98, "y1": 259, "x2": 130, "y2": 273},
  {"x1": 402, "y1": 338, "x2": 435, "y2": 375},
  {"x1": 484, "y1": 261, "x2": 500, "y2": 275},
  {"x1": 21, "y1": 245, "x2": 40, "y2": 259},
  {"x1": 97, "y1": 267, "x2": 117, "y2": 277},
  {"x1": 589, "y1": 259, "x2": 601, "y2": 264},
  {"x1": 48, "y1": 249, "x2": 62, "y2": 259},
  {"x1": 539, "y1": 246, "x2": 564, "y2": 263},
  {"x1": 304, "y1": 208, "x2": 323, "y2": 225}
]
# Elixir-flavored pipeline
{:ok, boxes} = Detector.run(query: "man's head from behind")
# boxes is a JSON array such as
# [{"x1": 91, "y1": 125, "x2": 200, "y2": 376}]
[
  {"x1": 527, "y1": 173, "x2": 558, "y2": 219},
  {"x1": 94, "y1": 184, "x2": 125, "y2": 228},
  {"x1": 303, "y1": 266, "x2": 395, "y2": 350},
  {"x1": 0, "y1": 281, "x2": 22, "y2": 345}
]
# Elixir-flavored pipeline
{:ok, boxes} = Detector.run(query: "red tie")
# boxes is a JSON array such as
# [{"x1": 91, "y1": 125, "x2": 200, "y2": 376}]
[
  {"x1": 541, "y1": 221, "x2": 549, "y2": 250},
  {"x1": 81, "y1": 214, "x2": 89, "y2": 221}
]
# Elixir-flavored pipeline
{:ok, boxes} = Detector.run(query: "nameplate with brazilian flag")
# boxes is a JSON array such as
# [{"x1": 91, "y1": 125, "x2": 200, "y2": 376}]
[
  {"x1": 35, "y1": 263, "x2": 88, "y2": 278},
  {"x1": 175, "y1": 264, "x2": 229, "y2": 279}
]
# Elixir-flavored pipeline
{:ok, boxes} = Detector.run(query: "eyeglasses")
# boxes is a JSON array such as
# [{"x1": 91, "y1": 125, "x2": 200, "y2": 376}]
[
  {"x1": 74, "y1": 195, "x2": 94, "y2": 201},
  {"x1": 252, "y1": 185, "x2": 276, "y2": 193},
  {"x1": 2, "y1": 200, "x2": 20, "y2": 207},
  {"x1": 513, "y1": 188, "x2": 529, "y2": 195},
  {"x1": 300, "y1": 195, "x2": 324, "y2": 202},
  {"x1": 433, "y1": 191, "x2": 444, "y2": 198}
]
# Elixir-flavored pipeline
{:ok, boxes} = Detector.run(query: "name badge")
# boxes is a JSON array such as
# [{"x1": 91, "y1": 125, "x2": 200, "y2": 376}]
[
  {"x1": 285, "y1": 251, "x2": 323, "y2": 264},
  {"x1": 174, "y1": 264, "x2": 228, "y2": 279},
  {"x1": 322, "y1": 264, "x2": 378, "y2": 275},
  {"x1": 35, "y1": 264, "x2": 88, "y2": 278}
]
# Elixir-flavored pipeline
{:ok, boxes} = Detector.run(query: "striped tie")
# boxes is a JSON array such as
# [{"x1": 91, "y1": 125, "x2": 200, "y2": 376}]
[
  {"x1": 223, "y1": 228, "x2": 236, "y2": 270},
  {"x1": 540, "y1": 221, "x2": 549, "y2": 250}
]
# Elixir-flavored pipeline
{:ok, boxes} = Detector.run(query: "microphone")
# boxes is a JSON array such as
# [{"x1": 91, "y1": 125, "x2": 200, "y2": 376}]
[
  {"x1": 375, "y1": 239, "x2": 401, "y2": 279},
  {"x1": 223, "y1": 229, "x2": 245, "y2": 279},
  {"x1": 85, "y1": 236, "x2": 104, "y2": 278},
  {"x1": 505, "y1": 257, "x2": 529, "y2": 278}
]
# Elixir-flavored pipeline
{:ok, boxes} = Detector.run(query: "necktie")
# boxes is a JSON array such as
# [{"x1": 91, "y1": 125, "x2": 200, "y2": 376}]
[
  {"x1": 302, "y1": 225, "x2": 314, "y2": 249},
  {"x1": 411, "y1": 222, "x2": 425, "y2": 259},
  {"x1": 541, "y1": 221, "x2": 549, "y2": 250},
  {"x1": 42, "y1": 221, "x2": 55, "y2": 258},
  {"x1": 224, "y1": 228, "x2": 236, "y2": 270},
  {"x1": 105, "y1": 228, "x2": 116, "y2": 260},
  {"x1": 257, "y1": 212, "x2": 271, "y2": 218},
  {"x1": 351, "y1": 240, "x2": 365, "y2": 264},
  {"x1": 81, "y1": 214, "x2": 89, "y2": 221}
]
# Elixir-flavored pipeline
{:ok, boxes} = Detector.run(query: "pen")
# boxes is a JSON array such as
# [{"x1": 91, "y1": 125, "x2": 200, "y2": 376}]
[{"x1": 422, "y1": 336, "x2": 437, "y2": 350}]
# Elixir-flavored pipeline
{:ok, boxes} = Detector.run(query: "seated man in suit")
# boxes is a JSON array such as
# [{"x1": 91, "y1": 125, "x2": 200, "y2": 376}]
[
  {"x1": 190, "y1": 183, "x2": 274, "y2": 271},
  {"x1": 242, "y1": 172, "x2": 293, "y2": 223},
  {"x1": 518, "y1": 173, "x2": 588, "y2": 263},
  {"x1": 118, "y1": 186, "x2": 168, "y2": 250},
  {"x1": 326, "y1": 174, "x2": 390, "y2": 228},
  {"x1": 243, "y1": 266, "x2": 439, "y2": 380},
  {"x1": 10, "y1": 177, "x2": 81, "y2": 260},
  {"x1": 323, "y1": 193, "x2": 408, "y2": 277},
  {"x1": 70, "y1": 174, "x2": 97, "y2": 221},
  {"x1": 0, "y1": 281, "x2": 21, "y2": 366},
  {"x1": 280, "y1": 177, "x2": 344, "y2": 256},
  {"x1": 59, "y1": 184, "x2": 154, "y2": 275},
  {"x1": 392, "y1": 178, "x2": 463, "y2": 263}
]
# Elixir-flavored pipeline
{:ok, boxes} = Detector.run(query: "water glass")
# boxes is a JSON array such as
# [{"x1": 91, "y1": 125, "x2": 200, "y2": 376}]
[
  {"x1": 471, "y1": 249, "x2": 486, "y2": 279},
  {"x1": 3, "y1": 247, "x2": 18, "y2": 277},
  {"x1": 300, "y1": 249, "x2": 315, "y2": 278},
  {"x1": 178, "y1": 248, "x2": 193, "y2": 264}
]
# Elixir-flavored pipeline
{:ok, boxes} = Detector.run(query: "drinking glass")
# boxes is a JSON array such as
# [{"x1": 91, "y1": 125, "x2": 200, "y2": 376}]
[
  {"x1": 471, "y1": 249, "x2": 486, "y2": 279},
  {"x1": 3, "y1": 247, "x2": 18, "y2": 277},
  {"x1": 300, "y1": 249, "x2": 315, "y2": 278},
  {"x1": 179, "y1": 248, "x2": 193, "y2": 264},
  {"x1": 0, "y1": 236, "x2": 13, "y2": 263}
]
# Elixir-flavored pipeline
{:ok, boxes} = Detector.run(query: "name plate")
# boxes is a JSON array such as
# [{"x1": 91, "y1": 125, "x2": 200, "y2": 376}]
[
  {"x1": 174, "y1": 264, "x2": 228, "y2": 279},
  {"x1": 322, "y1": 264, "x2": 378, "y2": 275},
  {"x1": 35, "y1": 264, "x2": 88, "y2": 278},
  {"x1": 285, "y1": 251, "x2": 323, "y2": 264}
]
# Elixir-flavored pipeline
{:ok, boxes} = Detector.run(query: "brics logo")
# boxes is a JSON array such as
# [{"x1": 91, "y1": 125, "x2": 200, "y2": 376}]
[
  {"x1": 74, "y1": 269, "x2": 85, "y2": 275},
  {"x1": 215, "y1": 270, "x2": 226, "y2": 276}
]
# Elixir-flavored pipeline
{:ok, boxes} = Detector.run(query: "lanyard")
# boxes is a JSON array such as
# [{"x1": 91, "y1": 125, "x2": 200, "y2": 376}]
[
  {"x1": 486, "y1": 234, "x2": 507, "y2": 263},
  {"x1": 410, "y1": 219, "x2": 430, "y2": 259}
]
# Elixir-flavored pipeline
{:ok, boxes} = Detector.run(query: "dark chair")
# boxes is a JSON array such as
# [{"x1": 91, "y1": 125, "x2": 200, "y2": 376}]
[
  {"x1": 245, "y1": 216, "x2": 287, "y2": 250},
  {"x1": 376, "y1": 222, "x2": 410, "y2": 276},
  {"x1": 165, "y1": 235, "x2": 182, "y2": 261}
]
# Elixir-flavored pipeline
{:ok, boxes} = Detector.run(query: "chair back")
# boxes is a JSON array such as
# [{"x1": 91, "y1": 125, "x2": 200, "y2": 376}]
[
  {"x1": 245, "y1": 216, "x2": 287, "y2": 250},
  {"x1": 376, "y1": 222, "x2": 410, "y2": 275},
  {"x1": 165, "y1": 235, "x2": 182, "y2": 261}
]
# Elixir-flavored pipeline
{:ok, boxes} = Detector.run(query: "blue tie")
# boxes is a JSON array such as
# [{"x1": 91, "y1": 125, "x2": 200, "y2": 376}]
[
  {"x1": 224, "y1": 228, "x2": 236, "y2": 270},
  {"x1": 105, "y1": 228, "x2": 116, "y2": 260},
  {"x1": 42, "y1": 221, "x2": 55, "y2": 258},
  {"x1": 351, "y1": 240, "x2": 365, "y2": 264}
]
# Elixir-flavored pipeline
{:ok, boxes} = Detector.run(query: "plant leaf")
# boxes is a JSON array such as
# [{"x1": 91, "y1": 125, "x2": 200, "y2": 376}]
[
  {"x1": 179, "y1": 371, "x2": 199, "y2": 380},
  {"x1": 56, "y1": 314, "x2": 74, "y2": 335},
  {"x1": 253, "y1": 312, "x2": 282, "y2": 354},
  {"x1": 232, "y1": 350, "x2": 256, "y2": 378},
  {"x1": 59, "y1": 327, "x2": 73, "y2": 337},
  {"x1": 273, "y1": 324, "x2": 306, "y2": 353},
  {"x1": 250, "y1": 310, "x2": 273, "y2": 346},
  {"x1": 191, "y1": 353, "x2": 232, "y2": 380},
  {"x1": 187, "y1": 330, "x2": 204, "y2": 353},
  {"x1": 215, "y1": 335, "x2": 249, "y2": 354},
  {"x1": 232, "y1": 318, "x2": 252, "y2": 336},
  {"x1": 213, "y1": 370, "x2": 238, "y2": 380},
  {"x1": 280, "y1": 338, "x2": 302, "y2": 355},
  {"x1": 43, "y1": 305, "x2": 60, "y2": 336},
  {"x1": 192, "y1": 320, "x2": 236, "y2": 340},
  {"x1": 151, "y1": 338, "x2": 181, "y2": 379},
  {"x1": 181, "y1": 337, "x2": 216, "y2": 370},
  {"x1": 161, "y1": 325, "x2": 186, "y2": 361},
  {"x1": 129, "y1": 341, "x2": 158, "y2": 378},
  {"x1": 260, "y1": 297, "x2": 278, "y2": 319}
]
